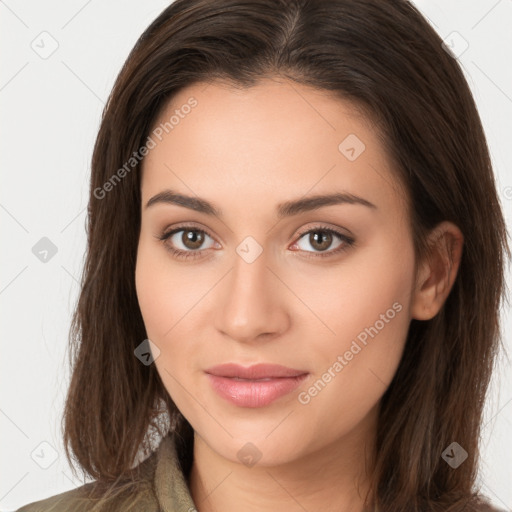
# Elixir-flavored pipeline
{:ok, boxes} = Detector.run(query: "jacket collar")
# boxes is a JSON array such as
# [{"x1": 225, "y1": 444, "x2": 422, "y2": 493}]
[{"x1": 154, "y1": 433, "x2": 197, "y2": 512}]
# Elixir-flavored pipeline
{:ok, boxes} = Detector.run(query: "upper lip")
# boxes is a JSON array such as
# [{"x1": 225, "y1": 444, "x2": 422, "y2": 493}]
[{"x1": 205, "y1": 363, "x2": 308, "y2": 379}]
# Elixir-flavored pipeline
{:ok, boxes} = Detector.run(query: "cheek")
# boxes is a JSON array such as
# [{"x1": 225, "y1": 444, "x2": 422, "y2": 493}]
[
  {"x1": 135, "y1": 246, "x2": 168, "y2": 339},
  {"x1": 296, "y1": 236, "x2": 415, "y2": 422},
  {"x1": 292, "y1": 235, "x2": 414, "y2": 348},
  {"x1": 135, "y1": 242, "x2": 197, "y2": 403},
  {"x1": 135, "y1": 237, "x2": 214, "y2": 389},
  {"x1": 135, "y1": 237, "x2": 205, "y2": 340},
  {"x1": 135, "y1": 244, "x2": 189, "y2": 372},
  {"x1": 292, "y1": 296, "x2": 411, "y2": 446}
]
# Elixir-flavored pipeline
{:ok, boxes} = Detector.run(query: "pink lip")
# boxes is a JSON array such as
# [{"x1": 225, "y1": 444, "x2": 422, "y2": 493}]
[{"x1": 205, "y1": 363, "x2": 309, "y2": 408}]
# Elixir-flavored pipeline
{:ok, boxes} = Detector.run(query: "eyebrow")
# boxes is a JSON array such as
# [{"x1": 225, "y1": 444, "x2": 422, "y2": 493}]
[{"x1": 145, "y1": 189, "x2": 377, "y2": 218}]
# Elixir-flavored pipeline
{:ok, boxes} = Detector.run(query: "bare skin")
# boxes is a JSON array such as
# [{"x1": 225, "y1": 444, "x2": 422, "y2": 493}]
[{"x1": 135, "y1": 77, "x2": 463, "y2": 512}]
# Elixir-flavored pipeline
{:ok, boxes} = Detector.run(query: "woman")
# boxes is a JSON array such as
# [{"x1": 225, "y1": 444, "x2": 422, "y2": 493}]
[{"x1": 17, "y1": 0, "x2": 510, "y2": 510}]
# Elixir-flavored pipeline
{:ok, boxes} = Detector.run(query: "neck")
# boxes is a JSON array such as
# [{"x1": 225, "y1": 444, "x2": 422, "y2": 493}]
[{"x1": 188, "y1": 411, "x2": 376, "y2": 512}]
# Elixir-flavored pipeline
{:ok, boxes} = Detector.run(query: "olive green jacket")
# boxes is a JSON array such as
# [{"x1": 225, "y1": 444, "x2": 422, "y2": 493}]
[
  {"x1": 16, "y1": 434, "x2": 507, "y2": 512},
  {"x1": 16, "y1": 434, "x2": 196, "y2": 512}
]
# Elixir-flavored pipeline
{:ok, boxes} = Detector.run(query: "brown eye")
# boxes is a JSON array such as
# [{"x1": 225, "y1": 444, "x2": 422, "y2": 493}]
[
  {"x1": 290, "y1": 225, "x2": 355, "y2": 259},
  {"x1": 180, "y1": 229, "x2": 206, "y2": 250},
  {"x1": 157, "y1": 224, "x2": 354, "y2": 262},
  {"x1": 294, "y1": 228, "x2": 348, "y2": 254},
  {"x1": 308, "y1": 230, "x2": 334, "y2": 252},
  {"x1": 158, "y1": 226, "x2": 217, "y2": 257}
]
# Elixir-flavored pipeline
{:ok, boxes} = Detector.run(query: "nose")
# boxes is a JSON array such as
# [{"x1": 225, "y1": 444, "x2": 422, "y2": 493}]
[{"x1": 214, "y1": 245, "x2": 290, "y2": 344}]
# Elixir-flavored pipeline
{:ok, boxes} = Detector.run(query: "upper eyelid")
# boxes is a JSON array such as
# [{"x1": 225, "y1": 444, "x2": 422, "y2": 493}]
[{"x1": 160, "y1": 223, "x2": 216, "y2": 241}]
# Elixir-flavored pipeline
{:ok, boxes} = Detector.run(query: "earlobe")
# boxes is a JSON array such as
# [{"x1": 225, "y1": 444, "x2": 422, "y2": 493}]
[{"x1": 410, "y1": 221, "x2": 464, "y2": 321}]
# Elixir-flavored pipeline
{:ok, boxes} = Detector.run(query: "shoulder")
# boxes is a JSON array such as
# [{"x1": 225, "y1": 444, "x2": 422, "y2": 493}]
[
  {"x1": 15, "y1": 450, "x2": 160, "y2": 512},
  {"x1": 16, "y1": 481, "x2": 101, "y2": 512}
]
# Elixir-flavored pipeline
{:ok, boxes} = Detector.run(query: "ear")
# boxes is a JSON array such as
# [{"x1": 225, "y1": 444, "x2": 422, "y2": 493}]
[{"x1": 411, "y1": 221, "x2": 464, "y2": 321}]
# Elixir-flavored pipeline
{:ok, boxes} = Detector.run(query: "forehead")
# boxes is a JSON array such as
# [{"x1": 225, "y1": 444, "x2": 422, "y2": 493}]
[{"x1": 140, "y1": 78, "x2": 407, "y2": 218}]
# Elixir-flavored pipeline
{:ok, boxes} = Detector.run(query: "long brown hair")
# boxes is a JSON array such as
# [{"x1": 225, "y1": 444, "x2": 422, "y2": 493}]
[{"x1": 62, "y1": 1, "x2": 510, "y2": 510}]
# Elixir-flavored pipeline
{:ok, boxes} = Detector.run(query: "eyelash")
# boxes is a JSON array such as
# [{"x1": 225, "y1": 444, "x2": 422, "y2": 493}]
[{"x1": 155, "y1": 223, "x2": 355, "y2": 261}]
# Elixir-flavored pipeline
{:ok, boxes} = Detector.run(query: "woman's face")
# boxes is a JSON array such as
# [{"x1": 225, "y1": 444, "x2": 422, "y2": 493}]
[{"x1": 136, "y1": 78, "x2": 418, "y2": 466}]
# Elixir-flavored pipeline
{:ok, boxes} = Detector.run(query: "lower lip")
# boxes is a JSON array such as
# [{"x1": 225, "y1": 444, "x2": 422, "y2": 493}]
[{"x1": 206, "y1": 373, "x2": 309, "y2": 408}]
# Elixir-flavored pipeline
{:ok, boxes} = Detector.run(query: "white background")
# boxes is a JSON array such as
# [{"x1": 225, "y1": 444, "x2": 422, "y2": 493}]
[{"x1": 1, "y1": 1, "x2": 511, "y2": 510}]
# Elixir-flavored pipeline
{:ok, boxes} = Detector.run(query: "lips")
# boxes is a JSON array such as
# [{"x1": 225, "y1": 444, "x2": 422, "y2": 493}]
[
  {"x1": 205, "y1": 363, "x2": 309, "y2": 407},
  {"x1": 205, "y1": 363, "x2": 308, "y2": 379}
]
